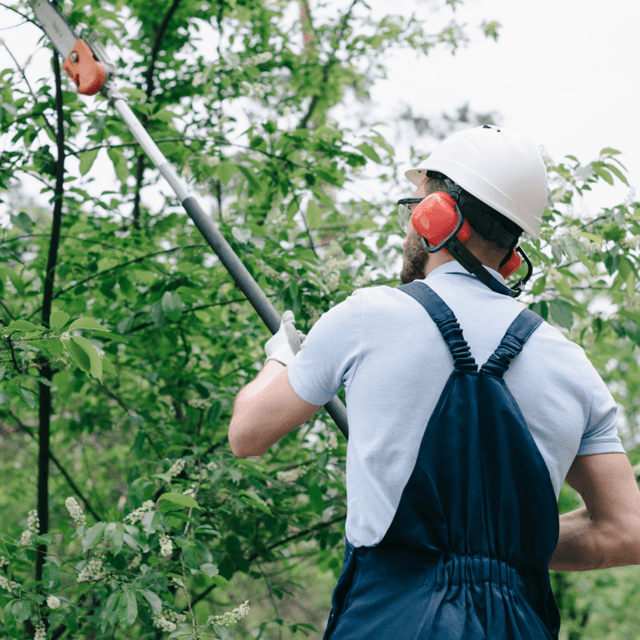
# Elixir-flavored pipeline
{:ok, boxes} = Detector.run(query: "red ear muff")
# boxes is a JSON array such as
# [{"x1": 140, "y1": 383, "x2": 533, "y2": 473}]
[
  {"x1": 498, "y1": 248, "x2": 522, "y2": 278},
  {"x1": 411, "y1": 192, "x2": 471, "y2": 252}
]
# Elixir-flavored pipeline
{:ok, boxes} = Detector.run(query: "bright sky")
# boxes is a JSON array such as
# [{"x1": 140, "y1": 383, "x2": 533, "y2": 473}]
[{"x1": 370, "y1": 0, "x2": 639, "y2": 210}]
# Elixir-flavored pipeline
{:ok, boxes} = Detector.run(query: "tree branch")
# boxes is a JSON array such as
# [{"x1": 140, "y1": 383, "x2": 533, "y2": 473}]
[
  {"x1": 26, "y1": 244, "x2": 207, "y2": 320},
  {"x1": 298, "y1": 0, "x2": 358, "y2": 130}
]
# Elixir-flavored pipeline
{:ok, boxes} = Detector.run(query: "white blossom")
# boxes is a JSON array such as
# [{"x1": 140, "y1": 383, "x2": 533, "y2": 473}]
[
  {"x1": 209, "y1": 600, "x2": 250, "y2": 627},
  {"x1": 543, "y1": 266, "x2": 562, "y2": 284},
  {"x1": 182, "y1": 485, "x2": 196, "y2": 498},
  {"x1": 167, "y1": 458, "x2": 186, "y2": 478},
  {"x1": 77, "y1": 557, "x2": 106, "y2": 583},
  {"x1": 206, "y1": 460, "x2": 218, "y2": 472},
  {"x1": 153, "y1": 615, "x2": 176, "y2": 632},
  {"x1": 47, "y1": 595, "x2": 61, "y2": 609},
  {"x1": 0, "y1": 575, "x2": 20, "y2": 591},
  {"x1": 327, "y1": 433, "x2": 339, "y2": 451},
  {"x1": 159, "y1": 533, "x2": 173, "y2": 558},
  {"x1": 124, "y1": 500, "x2": 155, "y2": 524},
  {"x1": 277, "y1": 466, "x2": 307, "y2": 484},
  {"x1": 245, "y1": 51, "x2": 273, "y2": 66},
  {"x1": 20, "y1": 529, "x2": 34, "y2": 546},
  {"x1": 65, "y1": 497, "x2": 86, "y2": 526},
  {"x1": 0, "y1": 556, "x2": 7, "y2": 567},
  {"x1": 34, "y1": 623, "x2": 46, "y2": 640},
  {"x1": 623, "y1": 235, "x2": 640, "y2": 249}
]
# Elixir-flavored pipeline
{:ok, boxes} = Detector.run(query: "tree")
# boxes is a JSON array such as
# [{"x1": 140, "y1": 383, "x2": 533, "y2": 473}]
[{"x1": 0, "y1": 0, "x2": 639, "y2": 638}]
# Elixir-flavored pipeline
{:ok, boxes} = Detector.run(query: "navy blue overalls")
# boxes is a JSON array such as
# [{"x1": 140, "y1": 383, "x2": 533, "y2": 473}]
[{"x1": 323, "y1": 281, "x2": 560, "y2": 640}]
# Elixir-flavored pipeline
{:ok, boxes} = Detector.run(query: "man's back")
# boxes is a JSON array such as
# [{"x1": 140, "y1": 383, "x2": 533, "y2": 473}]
[{"x1": 288, "y1": 262, "x2": 623, "y2": 549}]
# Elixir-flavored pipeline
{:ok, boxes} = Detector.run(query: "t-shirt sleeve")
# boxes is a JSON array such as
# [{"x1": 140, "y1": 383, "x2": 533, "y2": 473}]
[
  {"x1": 576, "y1": 369, "x2": 625, "y2": 456},
  {"x1": 287, "y1": 292, "x2": 362, "y2": 406}
]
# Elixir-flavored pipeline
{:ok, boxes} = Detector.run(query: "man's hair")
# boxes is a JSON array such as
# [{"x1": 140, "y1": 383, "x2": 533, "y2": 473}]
[{"x1": 426, "y1": 175, "x2": 522, "y2": 251}]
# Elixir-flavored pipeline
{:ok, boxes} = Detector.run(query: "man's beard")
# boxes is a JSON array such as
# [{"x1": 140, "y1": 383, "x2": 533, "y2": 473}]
[{"x1": 400, "y1": 231, "x2": 429, "y2": 284}]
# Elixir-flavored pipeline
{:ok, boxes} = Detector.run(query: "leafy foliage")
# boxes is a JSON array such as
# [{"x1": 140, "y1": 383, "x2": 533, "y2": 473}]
[{"x1": 0, "y1": 0, "x2": 639, "y2": 638}]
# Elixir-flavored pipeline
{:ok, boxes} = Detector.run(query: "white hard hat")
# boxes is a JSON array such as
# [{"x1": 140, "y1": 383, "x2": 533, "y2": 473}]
[{"x1": 405, "y1": 125, "x2": 548, "y2": 238}]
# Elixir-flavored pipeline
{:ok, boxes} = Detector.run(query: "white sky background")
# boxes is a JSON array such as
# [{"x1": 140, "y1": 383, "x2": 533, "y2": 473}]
[
  {"x1": 0, "y1": 0, "x2": 638, "y2": 213},
  {"x1": 367, "y1": 0, "x2": 639, "y2": 209}
]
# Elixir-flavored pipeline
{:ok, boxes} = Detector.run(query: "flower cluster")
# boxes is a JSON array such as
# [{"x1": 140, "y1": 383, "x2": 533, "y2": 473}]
[
  {"x1": 321, "y1": 241, "x2": 352, "y2": 292},
  {"x1": 65, "y1": 497, "x2": 86, "y2": 526},
  {"x1": 77, "y1": 557, "x2": 106, "y2": 583},
  {"x1": 327, "y1": 432, "x2": 339, "y2": 451},
  {"x1": 20, "y1": 510, "x2": 40, "y2": 545},
  {"x1": 0, "y1": 575, "x2": 20, "y2": 592},
  {"x1": 206, "y1": 460, "x2": 218, "y2": 472},
  {"x1": 209, "y1": 601, "x2": 250, "y2": 627},
  {"x1": 182, "y1": 485, "x2": 196, "y2": 498},
  {"x1": 124, "y1": 500, "x2": 155, "y2": 525},
  {"x1": 34, "y1": 623, "x2": 46, "y2": 640},
  {"x1": 623, "y1": 235, "x2": 640, "y2": 249},
  {"x1": 153, "y1": 609, "x2": 187, "y2": 632},
  {"x1": 276, "y1": 466, "x2": 307, "y2": 484},
  {"x1": 47, "y1": 595, "x2": 61, "y2": 609},
  {"x1": 159, "y1": 533, "x2": 173, "y2": 558},
  {"x1": 0, "y1": 556, "x2": 7, "y2": 567},
  {"x1": 167, "y1": 458, "x2": 186, "y2": 478},
  {"x1": 543, "y1": 266, "x2": 562, "y2": 284},
  {"x1": 244, "y1": 51, "x2": 273, "y2": 66}
]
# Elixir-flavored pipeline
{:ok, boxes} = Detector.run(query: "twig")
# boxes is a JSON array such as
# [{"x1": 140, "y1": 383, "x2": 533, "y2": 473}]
[{"x1": 6, "y1": 334, "x2": 22, "y2": 372}]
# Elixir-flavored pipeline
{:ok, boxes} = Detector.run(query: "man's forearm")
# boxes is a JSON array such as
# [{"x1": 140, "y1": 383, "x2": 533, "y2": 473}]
[{"x1": 549, "y1": 507, "x2": 640, "y2": 571}]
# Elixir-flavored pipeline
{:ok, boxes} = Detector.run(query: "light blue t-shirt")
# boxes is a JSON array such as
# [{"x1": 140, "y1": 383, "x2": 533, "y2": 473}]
[{"x1": 287, "y1": 262, "x2": 624, "y2": 548}]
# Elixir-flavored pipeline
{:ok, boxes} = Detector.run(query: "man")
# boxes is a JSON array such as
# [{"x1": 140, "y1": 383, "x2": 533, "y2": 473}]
[{"x1": 229, "y1": 125, "x2": 640, "y2": 639}]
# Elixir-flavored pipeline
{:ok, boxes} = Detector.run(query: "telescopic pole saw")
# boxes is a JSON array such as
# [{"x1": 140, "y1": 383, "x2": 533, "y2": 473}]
[{"x1": 27, "y1": 0, "x2": 349, "y2": 440}]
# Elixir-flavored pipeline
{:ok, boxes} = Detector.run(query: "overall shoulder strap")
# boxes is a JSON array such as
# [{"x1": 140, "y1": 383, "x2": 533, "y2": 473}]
[
  {"x1": 480, "y1": 308, "x2": 543, "y2": 378},
  {"x1": 398, "y1": 281, "x2": 477, "y2": 372}
]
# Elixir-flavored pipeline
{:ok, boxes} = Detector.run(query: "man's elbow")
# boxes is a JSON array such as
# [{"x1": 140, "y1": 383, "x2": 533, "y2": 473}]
[{"x1": 228, "y1": 420, "x2": 268, "y2": 458}]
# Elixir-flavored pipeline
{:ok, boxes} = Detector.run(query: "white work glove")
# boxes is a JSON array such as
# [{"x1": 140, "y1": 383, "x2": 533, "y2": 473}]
[{"x1": 264, "y1": 310, "x2": 305, "y2": 366}]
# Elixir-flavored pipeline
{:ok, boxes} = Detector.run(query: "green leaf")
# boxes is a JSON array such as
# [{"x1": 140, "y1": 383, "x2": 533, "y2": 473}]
[
  {"x1": 356, "y1": 142, "x2": 382, "y2": 163},
  {"x1": 50, "y1": 310, "x2": 70, "y2": 331},
  {"x1": 11, "y1": 211, "x2": 32, "y2": 233},
  {"x1": 107, "y1": 147, "x2": 129, "y2": 184},
  {"x1": 3, "y1": 601, "x2": 19, "y2": 639},
  {"x1": 19, "y1": 387, "x2": 36, "y2": 409},
  {"x1": 231, "y1": 227, "x2": 252, "y2": 244},
  {"x1": 69, "y1": 317, "x2": 110, "y2": 332},
  {"x1": 201, "y1": 563, "x2": 219, "y2": 578},
  {"x1": 161, "y1": 291, "x2": 184, "y2": 322},
  {"x1": 592, "y1": 165, "x2": 614, "y2": 185},
  {"x1": 8, "y1": 320, "x2": 37, "y2": 332},
  {"x1": 79, "y1": 148, "x2": 99, "y2": 175},
  {"x1": 70, "y1": 335, "x2": 103, "y2": 382},
  {"x1": 82, "y1": 521, "x2": 107, "y2": 552},
  {"x1": 118, "y1": 590, "x2": 138, "y2": 628},
  {"x1": 43, "y1": 561, "x2": 61, "y2": 590},
  {"x1": 549, "y1": 300, "x2": 574, "y2": 330},
  {"x1": 308, "y1": 483, "x2": 324, "y2": 515},
  {"x1": 11, "y1": 600, "x2": 30, "y2": 623},
  {"x1": 141, "y1": 589, "x2": 162, "y2": 615},
  {"x1": 157, "y1": 492, "x2": 201, "y2": 510},
  {"x1": 215, "y1": 162, "x2": 238, "y2": 185},
  {"x1": 604, "y1": 162, "x2": 629, "y2": 186}
]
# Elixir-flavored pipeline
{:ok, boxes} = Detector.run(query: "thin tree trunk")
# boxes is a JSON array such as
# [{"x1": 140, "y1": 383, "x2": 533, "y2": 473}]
[{"x1": 36, "y1": 35, "x2": 66, "y2": 589}]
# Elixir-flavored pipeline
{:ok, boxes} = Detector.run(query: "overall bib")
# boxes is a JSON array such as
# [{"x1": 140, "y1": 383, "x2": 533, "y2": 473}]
[{"x1": 323, "y1": 281, "x2": 560, "y2": 640}]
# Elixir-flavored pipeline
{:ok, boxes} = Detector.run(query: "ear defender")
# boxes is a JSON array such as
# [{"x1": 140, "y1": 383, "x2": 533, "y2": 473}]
[
  {"x1": 498, "y1": 249, "x2": 522, "y2": 279},
  {"x1": 410, "y1": 192, "x2": 471, "y2": 253}
]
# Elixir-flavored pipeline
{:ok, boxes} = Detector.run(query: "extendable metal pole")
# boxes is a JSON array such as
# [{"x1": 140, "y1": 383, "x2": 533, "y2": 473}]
[{"x1": 109, "y1": 94, "x2": 349, "y2": 439}]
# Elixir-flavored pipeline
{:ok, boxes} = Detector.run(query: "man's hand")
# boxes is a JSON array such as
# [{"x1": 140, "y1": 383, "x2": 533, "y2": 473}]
[{"x1": 264, "y1": 310, "x2": 304, "y2": 366}]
